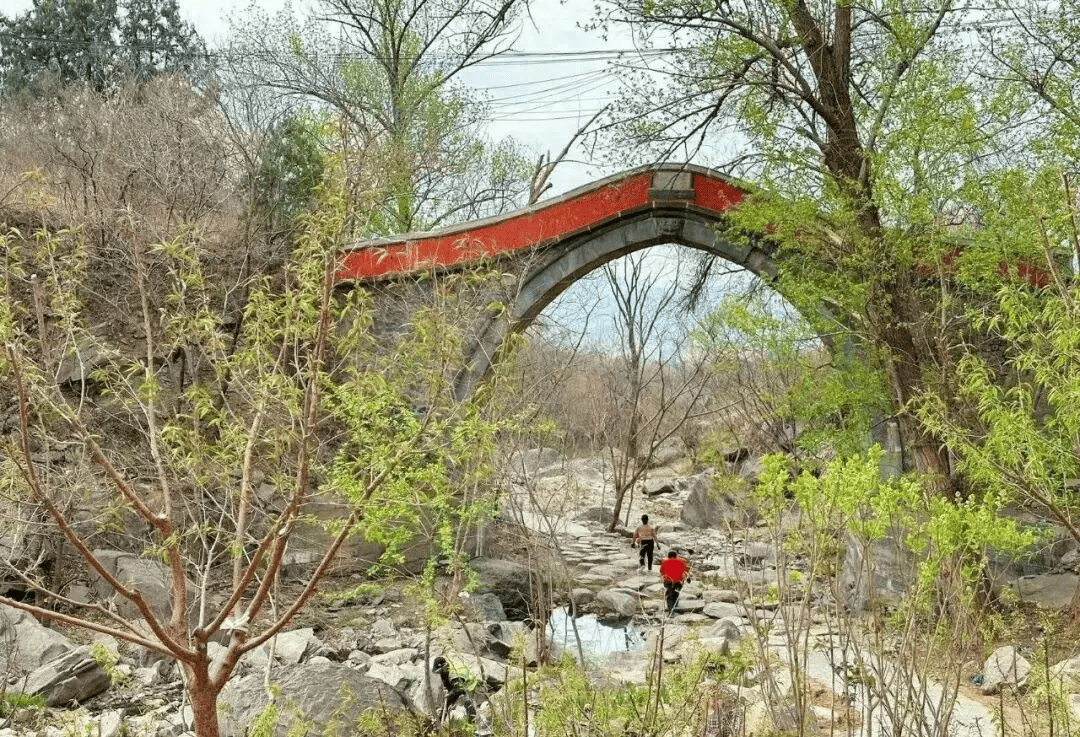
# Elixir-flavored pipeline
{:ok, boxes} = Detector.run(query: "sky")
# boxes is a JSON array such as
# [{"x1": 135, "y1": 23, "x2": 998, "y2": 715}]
[
  {"x1": 0, "y1": 0, "x2": 759, "y2": 345},
  {"x1": 0, "y1": 0, "x2": 629, "y2": 196}
]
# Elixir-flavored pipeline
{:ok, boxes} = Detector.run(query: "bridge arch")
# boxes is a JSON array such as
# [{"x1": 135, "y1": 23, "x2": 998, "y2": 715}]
[{"x1": 337, "y1": 164, "x2": 778, "y2": 396}]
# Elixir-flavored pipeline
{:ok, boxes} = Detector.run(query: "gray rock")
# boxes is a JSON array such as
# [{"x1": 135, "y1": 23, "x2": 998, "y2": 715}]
[
  {"x1": 735, "y1": 455, "x2": 767, "y2": 485},
  {"x1": 835, "y1": 531, "x2": 917, "y2": 611},
  {"x1": 1051, "y1": 654, "x2": 1080, "y2": 691},
  {"x1": 89, "y1": 549, "x2": 194, "y2": 623},
  {"x1": 366, "y1": 659, "x2": 423, "y2": 693},
  {"x1": 55, "y1": 338, "x2": 120, "y2": 387},
  {"x1": 453, "y1": 621, "x2": 516, "y2": 660},
  {"x1": 97, "y1": 710, "x2": 125, "y2": 737},
  {"x1": 704, "y1": 617, "x2": 743, "y2": 655},
  {"x1": 450, "y1": 653, "x2": 511, "y2": 688},
  {"x1": 988, "y1": 522, "x2": 1077, "y2": 578},
  {"x1": 737, "y1": 542, "x2": 774, "y2": 566},
  {"x1": 570, "y1": 588, "x2": 594, "y2": 607},
  {"x1": 680, "y1": 474, "x2": 756, "y2": 529},
  {"x1": 272, "y1": 627, "x2": 324, "y2": 665},
  {"x1": 982, "y1": 646, "x2": 1031, "y2": 695},
  {"x1": 594, "y1": 589, "x2": 639, "y2": 617},
  {"x1": 644, "y1": 478, "x2": 679, "y2": 496},
  {"x1": 563, "y1": 458, "x2": 608, "y2": 487},
  {"x1": 134, "y1": 660, "x2": 174, "y2": 687},
  {"x1": 648, "y1": 436, "x2": 687, "y2": 468},
  {"x1": 1007, "y1": 573, "x2": 1080, "y2": 609},
  {"x1": 576, "y1": 506, "x2": 614, "y2": 525},
  {"x1": 373, "y1": 636, "x2": 405, "y2": 654},
  {"x1": 280, "y1": 550, "x2": 320, "y2": 581},
  {"x1": 371, "y1": 648, "x2": 419, "y2": 667},
  {"x1": 219, "y1": 662, "x2": 408, "y2": 737},
  {"x1": 703, "y1": 601, "x2": 744, "y2": 620},
  {"x1": 22, "y1": 645, "x2": 111, "y2": 706},
  {"x1": 348, "y1": 650, "x2": 371, "y2": 668},
  {"x1": 464, "y1": 592, "x2": 507, "y2": 622},
  {"x1": 506, "y1": 448, "x2": 564, "y2": 480},
  {"x1": 0, "y1": 603, "x2": 74, "y2": 673},
  {"x1": 371, "y1": 618, "x2": 397, "y2": 639},
  {"x1": 0, "y1": 521, "x2": 50, "y2": 580},
  {"x1": 671, "y1": 597, "x2": 706, "y2": 614},
  {"x1": 470, "y1": 558, "x2": 535, "y2": 621}
]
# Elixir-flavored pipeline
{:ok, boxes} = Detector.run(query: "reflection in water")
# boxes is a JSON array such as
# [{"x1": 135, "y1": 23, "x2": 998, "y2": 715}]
[{"x1": 548, "y1": 607, "x2": 645, "y2": 660}]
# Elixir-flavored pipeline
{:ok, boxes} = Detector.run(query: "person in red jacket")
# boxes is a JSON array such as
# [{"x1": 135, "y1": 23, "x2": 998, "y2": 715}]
[{"x1": 659, "y1": 550, "x2": 691, "y2": 614}]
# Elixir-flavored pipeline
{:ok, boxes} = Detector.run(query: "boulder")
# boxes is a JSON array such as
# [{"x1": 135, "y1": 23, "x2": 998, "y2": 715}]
[
  {"x1": 702, "y1": 617, "x2": 743, "y2": 655},
  {"x1": 454, "y1": 622, "x2": 514, "y2": 659},
  {"x1": 89, "y1": 549, "x2": 194, "y2": 623},
  {"x1": 982, "y1": 646, "x2": 1031, "y2": 695},
  {"x1": 563, "y1": 458, "x2": 608, "y2": 488},
  {"x1": 735, "y1": 455, "x2": 768, "y2": 486},
  {"x1": 366, "y1": 658, "x2": 424, "y2": 693},
  {"x1": 681, "y1": 474, "x2": 756, "y2": 529},
  {"x1": 55, "y1": 338, "x2": 120, "y2": 388},
  {"x1": 96, "y1": 710, "x2": 125, "y2": 737},
  {"x1": 737, "y1": 542, "x2": 774, "y2": 566},
  {"x1": 594, "y1": 589, "x2": 639, "y2": 617},
  {"x1": 371, "y1": 648, "x2": 420, "y2": 668},
  {"x1": 271, "y1": 627, "x2": 325, "y2": 665},
  {"x1": 1005, "y1": 572, "x2": 1080, "y2": 609},
  {"x1": 648, "y1": 436, "x2": 687, "y2": 468},
  {"x1": 576, "y1": 506, "x2": 614, "y2": 525},
  {"x1": 463, "y1": 592, "x2": 508, "y2": 622},
  {"x1": 643, "y1": 478, "x2": 679, "y2": 497},
  {"x1": 1051, "y1": 654, "x2": 1080, "y2": 691},
  {"x1": 505, "y1": 448, "x2": 564, "y2": 480},
  {"x1": 219, "y1": 662, "x2": 408, "y2": 737},
  {"x1": 703, "y1": 601, "x2": 744, "y2": 621},
  {"x1": 0, "y1": 520, "x2": 50, "y2": 584},
  {"x1": 570, "y1": 588, "x2": 594, "y2": 608},
  {"x1": 988, "y1": 521, "x2": 1077, "y2": 578},
  {"x1": 22, "y1": 645, "x2": 111, "y2": 706},
  {"x1": 0, "y1": 603, "x2": 74, "y2": 674},
  {"x1": 835, "y1": 532, "x2": 917, "y2": 611},
  {"x1": 470, "y1": 558, "x2": 535, "y2": 621},
  {"x1": 448, "y1": 653, "x2": 511, "y2": 689}
]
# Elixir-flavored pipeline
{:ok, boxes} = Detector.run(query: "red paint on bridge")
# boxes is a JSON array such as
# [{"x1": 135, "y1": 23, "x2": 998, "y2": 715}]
[
  {"x1": 336, "y1": 165, "x2": 1051, "y2": 287},
  {"x1": 337, "y1": 167, "x2": 748, "y2": 282}
]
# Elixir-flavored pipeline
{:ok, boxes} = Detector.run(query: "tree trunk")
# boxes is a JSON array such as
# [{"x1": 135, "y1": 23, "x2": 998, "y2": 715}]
[
  {"x1": 187, "y1": 665, "x2": 222, "y2": 737},
  {"x1": 875, "y1": 279, "x2": 958, "y2": 490}
]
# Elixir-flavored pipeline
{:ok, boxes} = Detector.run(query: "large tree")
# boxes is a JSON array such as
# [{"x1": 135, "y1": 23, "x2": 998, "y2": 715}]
[
  {"x1": 595, "y1": 0, "x2": 1034, "y2": 491},
  {"x1": 0, "y1": 0, "x2": 206, "y2": 95}
]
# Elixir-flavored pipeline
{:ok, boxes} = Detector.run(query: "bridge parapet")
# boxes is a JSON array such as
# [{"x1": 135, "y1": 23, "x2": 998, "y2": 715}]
[{"x1": 337, "y1": 164, "x2": 748, "y2": 283}]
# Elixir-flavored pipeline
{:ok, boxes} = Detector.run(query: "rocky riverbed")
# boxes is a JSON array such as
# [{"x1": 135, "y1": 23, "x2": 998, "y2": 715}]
[{"x1": 2, "y1": 446, "x2": 1080, "y2": 736}]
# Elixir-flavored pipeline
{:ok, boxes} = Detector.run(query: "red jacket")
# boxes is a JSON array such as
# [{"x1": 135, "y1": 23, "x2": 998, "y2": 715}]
[{"x1": 659, "y1": 557, "x2": 690, "y2": 583}]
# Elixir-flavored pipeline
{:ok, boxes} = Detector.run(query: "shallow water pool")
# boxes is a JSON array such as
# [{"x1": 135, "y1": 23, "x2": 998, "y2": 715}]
[{"x1": 547, "y1": 607, "x2": 645, "y2": 660}]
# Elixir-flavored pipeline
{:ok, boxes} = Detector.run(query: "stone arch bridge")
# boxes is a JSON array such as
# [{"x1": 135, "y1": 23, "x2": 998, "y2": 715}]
[{"x1": 337, "y1": 164, "x2": 772, "y2": 397}]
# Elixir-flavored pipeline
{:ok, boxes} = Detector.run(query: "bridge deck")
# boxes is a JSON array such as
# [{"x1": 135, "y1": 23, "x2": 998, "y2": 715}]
[{"x1": 336, "y1": 165, "x2": 748, "y2": 282}]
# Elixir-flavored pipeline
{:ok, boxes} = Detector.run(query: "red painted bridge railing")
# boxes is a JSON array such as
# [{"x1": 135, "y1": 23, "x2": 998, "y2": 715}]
[
  {"x1": 336, "y1": 165, "x2": 749, "y2": 282},
  {"x1": 335, "y1": 164, "x2": 1052, "y2": 287}
]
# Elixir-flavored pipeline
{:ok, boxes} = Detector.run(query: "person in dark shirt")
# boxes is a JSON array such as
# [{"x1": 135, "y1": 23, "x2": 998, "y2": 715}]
[
  {"x1": 432, "y1": 656, "x2": 476, "y2": 722},
  {"x1": 658, "y1": 550, "x2": 691, "y2": 614}
]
